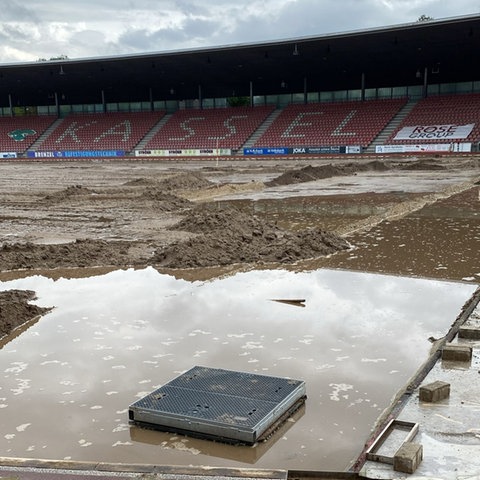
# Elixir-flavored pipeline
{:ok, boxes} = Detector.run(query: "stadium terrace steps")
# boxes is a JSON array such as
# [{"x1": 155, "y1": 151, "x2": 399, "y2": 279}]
[
  {"x1": 143, "y1": 105, "x2": 275, "y2": 150},
  {"x1": 0, "y1": 116, "x2": 58, "y2": 154},
  {"x1": 37, "y1": 111, "x2": 165, "y2": 152},
  {"x1": 135, "y1": 114, "x2": 173, "y2": 151},
  {"x1": 254, "y1": 99, "x2": 408, "y2": 148},
  {"x1": 2, "y1": 93, "x2": 480, "y2": 155},
  {"x1": 365, "y1": 99, "x2": 418, "y2": 153},
  {"x1": 387, "y1": 93, "x2": 480, "y2": 144}
]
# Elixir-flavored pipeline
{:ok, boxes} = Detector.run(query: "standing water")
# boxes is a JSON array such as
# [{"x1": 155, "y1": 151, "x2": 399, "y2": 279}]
[{"x1": 0, "y1": 267, "x2": 476, "y2": 471}]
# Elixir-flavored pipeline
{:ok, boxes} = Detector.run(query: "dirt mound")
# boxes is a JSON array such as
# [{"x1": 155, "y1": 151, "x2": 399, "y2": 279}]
[
  {"x1": 400, "y1": 159, "x2": 447, "y2": 170},
  {"x1": 157, "y1": 172, "x2": 213, "y2": 191},
  {"x1": 154, "y1": 205, "x2": 350, "y2": 268},
  {"x1": 123, "y1": 177, "x2": 157, "y2": 186},
  {"x1": 0, "y1": 290, "x2": 52, "y2": 338},
  {"x1": 43, "y1": 185, "x2": 97, "y2": 201},
  {"x1": 140, "y1": 189, "x2": 192, "y2": 209},
  {"x1": 0, "y1": 239, "x2": 146, "y2": 271},
  {"x1": 265, "y1": 160, "x2": 389, "y2": 187}
]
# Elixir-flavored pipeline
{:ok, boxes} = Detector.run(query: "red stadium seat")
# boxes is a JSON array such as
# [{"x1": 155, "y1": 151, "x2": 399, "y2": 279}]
[
  {"x1": 0, "y1": 116, "x2": 57, "y2": 153},
  {"x1": 387, "y1": 94, "x2": 480, "y2": 144},
  {"x1": 144, "y1": 106, "x2": 275, "y2": 150},
  {"x1": 38, "y1": 112, "x2": 165, "y2": 152},
  {"x1": 255, "y1": 99, "x2": 407, "y2": 148}
]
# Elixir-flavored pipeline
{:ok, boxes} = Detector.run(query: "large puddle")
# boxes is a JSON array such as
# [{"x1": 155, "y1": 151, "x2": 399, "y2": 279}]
[{"x1": 0, "y1": 267, "x2": 476, "y2": 471}]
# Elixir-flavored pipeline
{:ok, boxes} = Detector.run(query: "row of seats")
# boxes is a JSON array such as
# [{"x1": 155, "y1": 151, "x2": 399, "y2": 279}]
[
  {"x1": 40, "y1": 112, "x2": 165, "y2": 151},
  {"x1": 388, "y1": 93, "x2": 480, "y2": 144},
  {"x1": 255, "y1": 99, "x2": 407, "y2": 147},
  {"x1": 0, "y1": 116, "x2": 57, "y2": 153},
  {"x1": 2, "y1": 94, "x2": 480, "y2": 153},
  {"x1": 144, "y1": 106, "x2": 275, "y2": 150}
]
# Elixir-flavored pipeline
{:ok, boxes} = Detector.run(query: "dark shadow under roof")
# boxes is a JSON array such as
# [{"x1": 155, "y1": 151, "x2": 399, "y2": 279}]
[{"x1": 1, "y1": 14, "x2": 480, "y2": 106}]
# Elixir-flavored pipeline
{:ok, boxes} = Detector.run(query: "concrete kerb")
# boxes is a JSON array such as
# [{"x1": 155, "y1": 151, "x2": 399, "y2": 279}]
[
  {"x1": 350, "y1": 284, "x2": 480, "y2": 472},
  {"x1": 0, "y1": 458, "x2": 364, "y2": 480},
  {"x1": 0, "y1": 457, "x2": 290, "y2": 479},
  {"x1": 0, "y1": 462, "x2": 365, "y2": 480}
]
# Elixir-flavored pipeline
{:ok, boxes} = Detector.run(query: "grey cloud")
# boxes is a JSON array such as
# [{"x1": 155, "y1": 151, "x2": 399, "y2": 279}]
[
  {"x1": 1, "y1": 0, "x2": 39, "y2": 22},
  {"x1": 0, "y1": 23, "x2": 36, "y2": 42},
  {"x1": 118, "y1": 27, "x2": 190, "y2": 52},
  {"x1": 0, "y1": 0, "x2": 479, "y2": 63}
]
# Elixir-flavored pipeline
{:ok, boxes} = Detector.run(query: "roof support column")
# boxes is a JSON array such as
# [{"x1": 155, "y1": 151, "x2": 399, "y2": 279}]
[
  {"x1": 361, "y1": 72, "x2": 366, "y2": 101},
  {"x1": 304, "y1": 77, "x2": 307, "y2": 104},
  {"x1": 54, "y1": 92, "x2": 60, "y2": 117},
  {"x1": 250, "y1": 81, "x2": 253, "y2": 107},
  {"x1": 101, "y1": 89, "x2": 106, "y2": 113},
  {"x1": 149, "y1": 87, "x2": 154, "y2": 111},
  {"x1": 198, "y1": 85, "x2": 203, "y2": 109},
  {"x1": 8, "y1": 94, "x2": 12, "y2": 116},
  {"x1": 422, "y1": 66, "x2": 428, "y2": 98}
]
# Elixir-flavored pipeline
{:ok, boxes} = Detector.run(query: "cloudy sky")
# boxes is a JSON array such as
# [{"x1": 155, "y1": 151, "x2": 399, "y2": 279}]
[{"x1": 1, "y1": 0, "x2": 479, "y2": 64}]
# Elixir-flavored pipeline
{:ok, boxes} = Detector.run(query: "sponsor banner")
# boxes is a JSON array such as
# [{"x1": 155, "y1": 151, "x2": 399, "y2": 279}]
[
  {"x1": 346, "y1": 145, "x2": 362, "y2": 154},
  {"x1": 375, "y1": 145, "x2": 406, "y2": 153},
  {"x1": 135, "y1": 148, "x2": 231, "y2": 157},
  {"x1": 394, "y1": 124, "x2": 474, "y2": 140},
  {"x1": 376, "y1": 143, "x2": 472, "y2": 153},
  {"x1": 0, "y1": 152, "x2": 17, "y2": 159},
  {"x1": 244, "y1": 146, "x2": 361, "y2": 155},
  {"x1": 293, "y1": 146, "x2": 344, "y2": 154},
  {"x1": 27, "y1": 150, "x2": 125, "y2": 158},
  {"x1": 244, "y1": 147, "x2": 289, "y2": 155}
]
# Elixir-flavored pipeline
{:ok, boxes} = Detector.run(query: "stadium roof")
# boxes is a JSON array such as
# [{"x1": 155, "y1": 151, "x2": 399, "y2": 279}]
[{"x1": 1, "y1": 14, "x2": 480, "y2": 107}]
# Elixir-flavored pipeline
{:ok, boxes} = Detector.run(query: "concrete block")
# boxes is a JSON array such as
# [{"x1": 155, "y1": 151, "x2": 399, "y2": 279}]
[
  {"x1": 419, "y1": 380, "x2": 450, "y2": 402},
  {"x1": 458, "y1": 326, "x2": 480, "y2": 340},
  {"x1": 394, "y1": 442, "x2": 423, "y2": 474},
  {"x1": 442, "y1": 344, "x2": 472, "y2": 362}
]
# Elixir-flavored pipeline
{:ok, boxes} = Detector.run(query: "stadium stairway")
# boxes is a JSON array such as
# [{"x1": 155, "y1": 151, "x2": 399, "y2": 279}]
[
  {"x1": 29, "y1": 118, "x2": 64, "y2": 153},
  {"x1": 365, "y1": 98, "x2": 417, "y2": 153},
  {"x1": 135, "y1": 113, "x2": 172, "y2": 151},
  {"x1": 238, "y1": 108, "x2": 283, "y2": 155}
]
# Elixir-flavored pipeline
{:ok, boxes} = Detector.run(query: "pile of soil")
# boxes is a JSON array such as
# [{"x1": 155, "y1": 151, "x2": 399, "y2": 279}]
[
  {"x1": 153, "y1": 205, "x2": 350, "y2": 268},
  {"x1": 140, "y1": 189, "x2": 192, "y2": 209},
  {"x1": 399, "y1": 159, "x2": 447, "y2": 170},
  {"x1": 265, "y1": 160, "x2": 389, "y2": 187},
  {"x1": 124, "y1": 172, "x2": 213, "y2": 190},
  {"x1": 0, "y1": 239, "x2": 147, "y2": 271},
  {"x1": 43, "y1": 185, "x2": 98, "y2": 201},
  {"x1": 156, "y1": 172, "x2": 214, "y2": 191},
  {"x1": 123, "y1": 177, "x2": 157, "y2": 186},
  {"x1": 0, "y1": 290, "x2": 52, "y2": 338}
]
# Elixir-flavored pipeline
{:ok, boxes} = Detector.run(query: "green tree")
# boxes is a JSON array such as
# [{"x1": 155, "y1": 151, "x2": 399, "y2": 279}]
[
  {"x1": 36, "y1": 55, "x2": 69, "y2": 62},
  {"x1": 417, "y1": 14, "x2": 434, "y2": 22},
  {"x1": 227, "y1": 96, "x2": 250, "y2": 107}
]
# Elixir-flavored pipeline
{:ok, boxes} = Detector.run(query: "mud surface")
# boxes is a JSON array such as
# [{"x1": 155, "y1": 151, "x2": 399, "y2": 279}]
[
  {"x1": 0, "y1": 156, "x2": 479, "y2": 337},
  {"x1": 154, "y1": 204, "x2": 349, "y2": 267},
  {"x1": 0, "y1": 290, "x2": 51, "y2": 337}
]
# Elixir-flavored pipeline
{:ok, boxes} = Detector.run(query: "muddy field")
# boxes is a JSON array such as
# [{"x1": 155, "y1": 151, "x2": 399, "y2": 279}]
[{"x1": 1, "y1": 156, "x2": 479, "y2": 336}]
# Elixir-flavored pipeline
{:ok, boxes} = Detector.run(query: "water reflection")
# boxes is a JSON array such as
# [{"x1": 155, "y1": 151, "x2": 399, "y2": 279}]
[{"x1": 0, "y1": 268, "x2": 475, "y2": 471}]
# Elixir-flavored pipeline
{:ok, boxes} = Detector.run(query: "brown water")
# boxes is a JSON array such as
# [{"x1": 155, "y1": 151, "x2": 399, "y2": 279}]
[
  {"x1": 0, "y1": 268, "x2": 475, "y2": 471},
  {"x1": 219, "y1": 186, "x2": 480, "y2": 283}
]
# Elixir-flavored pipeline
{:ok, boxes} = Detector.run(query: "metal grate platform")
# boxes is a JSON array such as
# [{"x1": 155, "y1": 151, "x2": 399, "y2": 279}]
[{"x1": 128, "y1": 365, "x2": 306, "y2": 445}]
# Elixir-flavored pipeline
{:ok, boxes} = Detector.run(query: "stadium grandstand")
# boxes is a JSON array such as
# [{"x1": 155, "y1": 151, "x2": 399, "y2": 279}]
[{"x1": 0, "y1": 14, "x2": 480, "y2": 159}]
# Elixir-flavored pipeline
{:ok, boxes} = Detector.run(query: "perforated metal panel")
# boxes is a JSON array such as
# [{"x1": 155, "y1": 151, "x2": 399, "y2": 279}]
[{"x1": 129, "y1": 366, "x2": 306, "y2": 445}]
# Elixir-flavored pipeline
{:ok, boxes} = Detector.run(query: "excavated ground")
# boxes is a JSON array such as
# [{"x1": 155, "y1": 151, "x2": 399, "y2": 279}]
[{"x1": 1, "y1": 156, "x2": 479, "y2": 337}]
